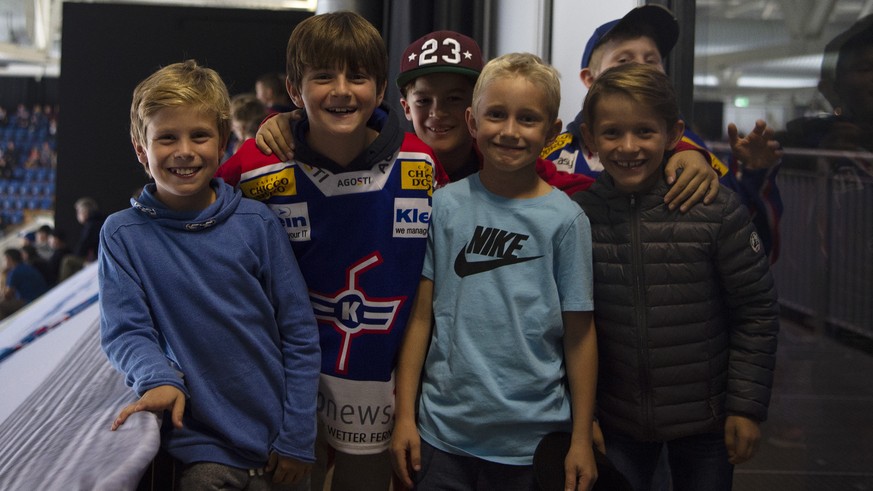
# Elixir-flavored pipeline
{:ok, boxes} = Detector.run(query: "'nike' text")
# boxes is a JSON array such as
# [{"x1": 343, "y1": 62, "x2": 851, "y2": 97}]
[{"x1": 454, "y1": 226, "x2": 543, "y2": 277}]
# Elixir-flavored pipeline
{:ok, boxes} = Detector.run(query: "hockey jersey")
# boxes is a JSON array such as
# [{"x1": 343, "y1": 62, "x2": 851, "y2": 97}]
[{"x1": 217, "y1": 110, "x2": 442, "y2": 454}]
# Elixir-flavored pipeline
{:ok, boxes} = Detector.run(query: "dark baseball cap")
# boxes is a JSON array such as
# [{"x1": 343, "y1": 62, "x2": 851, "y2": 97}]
[
  {"x1": 396, "y1": 30, "x2": 484, "y2": 88},
  {"x1": 580, "y1": 5, "x2": 679, "y2": 70}
]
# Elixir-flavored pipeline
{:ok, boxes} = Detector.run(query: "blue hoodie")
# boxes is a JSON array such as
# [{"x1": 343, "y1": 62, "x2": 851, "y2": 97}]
[{"x1": 99, "y1": 179, "x2": 320, "y2": 468}]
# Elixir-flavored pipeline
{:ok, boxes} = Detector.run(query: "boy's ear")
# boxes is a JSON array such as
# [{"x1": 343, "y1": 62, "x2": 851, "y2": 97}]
[
  {"x1": 465, "y1": 107, "x2": 478, "y2": 138},
  {"x1": 400, "y1": 97, "x2": 413, "y2": 122},
  {"x1": 547, "y1": 118, "x2": 563, "y2": 143},
  {"x1": 376, "y1": 81, "x2": 387, "y2": 107},
  {"x1": 580, "y1": 68, "x2": 596, "y2": 89},
  {"x1": 666, "y1": 120, "x2": 686, "y2": 151},
  {"x1": 580, "y1": 122, "x2": 596, "y2": 152},
  {"x1": 286, "y1": 77, "x2": 304, "y2": 108},
  {"x1": 131, "y1": 137, "x2": 152, "y2": 177},
  {"x1": 132, "y1": 138, "x2": 148, "y2": 164}
]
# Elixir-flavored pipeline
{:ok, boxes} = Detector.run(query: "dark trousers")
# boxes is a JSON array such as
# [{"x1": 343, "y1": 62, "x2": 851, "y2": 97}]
[
  {"x1": 604, "y1": 432, "x2": 734, "y2": 491},
  {"x1": 414, "y1": 440, "x2": 537, "y2": 491}
]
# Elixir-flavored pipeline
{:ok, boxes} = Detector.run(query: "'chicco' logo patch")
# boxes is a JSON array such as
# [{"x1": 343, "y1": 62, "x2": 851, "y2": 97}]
[
  {"x1": 400, "y1": 161, "x2": 433, "y2": 195},
  {"x1": 241, "y1": 168, "x2": 297, "y2": 201},
  {"x1": 541, "y1": 132, "x2": 572, "y2": 158}
]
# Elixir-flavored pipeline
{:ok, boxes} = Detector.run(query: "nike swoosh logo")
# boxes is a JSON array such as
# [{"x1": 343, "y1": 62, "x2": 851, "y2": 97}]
[{"x1": 454, "y1": 248, "x2": 543, "y2": 277}]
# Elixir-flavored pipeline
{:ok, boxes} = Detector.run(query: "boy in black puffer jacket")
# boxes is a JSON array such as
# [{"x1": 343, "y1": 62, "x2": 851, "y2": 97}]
[{"x1": 572, "y1": 63, "x2": 779, "y2": 491}]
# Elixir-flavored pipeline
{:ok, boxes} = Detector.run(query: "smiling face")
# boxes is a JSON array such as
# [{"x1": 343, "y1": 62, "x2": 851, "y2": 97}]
[
  {"x1": 467, "y1": 75, "x2": 561, "y2": 176},
  {"x1": 133, "y1": 104, "x2": 223, "y2": 211},
  {"x1": 289, "y1": 65, "x2": 385, "y2": 145},
  {"x1": 582, "y1": 92, "x2": 683, "y2": 194},
  {"x1": 401, "y1": 72, "x2": 475, "y2": 168}
]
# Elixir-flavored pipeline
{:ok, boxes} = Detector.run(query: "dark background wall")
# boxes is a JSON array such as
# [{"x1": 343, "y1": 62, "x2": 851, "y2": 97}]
[
  {"x1": 0, "y1": 77, "x2": 58, "y2": 110},
  {"x1": 55, "y1": 2, "x2": 311, "y2": 237}
]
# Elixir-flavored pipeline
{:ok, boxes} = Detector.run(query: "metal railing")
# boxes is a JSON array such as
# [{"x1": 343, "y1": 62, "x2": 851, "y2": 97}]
[{"x1": 772, "y1": 151, "x2": 873, "y2": 340}]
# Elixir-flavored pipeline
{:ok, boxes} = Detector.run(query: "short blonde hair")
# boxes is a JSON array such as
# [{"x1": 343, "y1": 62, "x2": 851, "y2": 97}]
[
  {"x1": 472, "y1": 52, "x2": 561, "y2": 121},
  {"x1": 285, "y1": 11, "x2": 387, "y2": 94},
  {"x1": 129, "y1": 59, "x2": 231, "y2": 149},
  {"x1": 582, "y1": 63, "x2": 679, "y2": 127}
]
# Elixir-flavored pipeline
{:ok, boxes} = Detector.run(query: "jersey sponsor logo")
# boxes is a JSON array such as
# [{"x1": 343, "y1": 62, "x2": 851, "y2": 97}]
[
  {"x1": 393, "y1": 198, "x2": 430, "y2": 238},
  {"x1": 272, "y1": 202, "x2": 311, "y2": 242},
  {"x1": 298, "y1": 162, "x2": 394, "y2": 196},
  {"x1": 337, "y1": 175, "x2": 373, "y2": 187},
  {"x1": 310, "y1": 253, "x2": 405, "y2": 374},
  {"x1": 553, "y1": 149, "x2": 581, "y2": 174},
  {"x1": 540, "y1": 132, "x2": 573, "y2": 158},
  {"x1": 241, "y1": 167, "x2": 297, "y2": 200},
  {"x1": 454, "y1": 225, "x2": 542, "y2": 277},
  {"x1": 401, "y1": 160, "x2": 433, "y2": 196}
]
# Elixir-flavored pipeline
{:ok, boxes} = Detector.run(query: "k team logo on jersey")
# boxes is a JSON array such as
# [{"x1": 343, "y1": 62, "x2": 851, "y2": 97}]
[
  {"x1": 401, "y1": 160, "x2": 433, "y2": 196},
  {"x1": 454, "y1": 225, "x2": 543, "y2": 277},
  {"x1": 393, "y1": 198, "x2": 430, "y2": 238},
  {"x1": 271, "y1": 202, "x2": 311, "y2": 242},
  {"x1": 310, "y1": 252, "x2": 405, "y2": 374},
  {"x1": 241, "y1": 167, "x2": 297, "y2": 200}
]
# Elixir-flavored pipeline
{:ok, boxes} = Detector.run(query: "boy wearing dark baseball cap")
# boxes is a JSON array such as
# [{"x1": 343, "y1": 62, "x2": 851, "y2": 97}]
[
  {"x1": 542, "y1": 5, "x2": 784, "y2": 258},
  {"x1": 396, "y1": 31, "x2": 485, "y2": 181},
  {"x1": 396, "y1": 30, "x2": 594, "y2": 193}
]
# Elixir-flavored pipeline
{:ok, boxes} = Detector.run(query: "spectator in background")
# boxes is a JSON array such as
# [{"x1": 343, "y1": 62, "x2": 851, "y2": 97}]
[
  {"x1": 226, "y1": 93, "x2": 268, "y2": 158},
  {"x1": 38, "y1": 141, "x2": 55, "y2": 168},
  {"x1": 58, "y1": 197, "x2": 105, "y2": 282},
  {"x1": 34, "y1": 224, "x2": 54, "y2": 261},
  {"x1": 46, "y1": 228, "x2": 70, "y2": 286},
  {"x1": 4, "y1": 140, "x2": 19, "y2": 170},
  {"x1": 24, "y1": 145, "x2": 40, "y2": 169},
  {"x1": 14, "y1": 104, "x2": 29, "y2": 128},
  {"x1": 1, "y1": 248, "x2": 49, "y2": 320},
  {"x1": 255, "y1": 72, "x2": 295, "y2": 114},
  {"x1": 20, "y1": 244, "x2": 52, "y2": 287}
]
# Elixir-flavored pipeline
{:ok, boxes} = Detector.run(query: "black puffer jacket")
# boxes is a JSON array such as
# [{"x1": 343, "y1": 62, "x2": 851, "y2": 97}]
[{"x1": 572, "y1": 170, "x2": 779, "y2": 442}]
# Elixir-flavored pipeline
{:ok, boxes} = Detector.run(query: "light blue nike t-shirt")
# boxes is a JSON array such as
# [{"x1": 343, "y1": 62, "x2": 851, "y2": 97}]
[{"x1": 418, "y1": 174, "x2": 594, "y2": 465}]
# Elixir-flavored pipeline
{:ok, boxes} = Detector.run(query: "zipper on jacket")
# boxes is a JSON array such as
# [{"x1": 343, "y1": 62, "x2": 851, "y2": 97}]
[{"x1": 630, "y1": 193, "x2": 654, "y2": 439}]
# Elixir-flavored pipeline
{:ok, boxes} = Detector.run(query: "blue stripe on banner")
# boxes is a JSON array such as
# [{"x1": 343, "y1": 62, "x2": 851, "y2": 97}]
[{"x1": 0, "y1": 294, "x2": 99, "y2": 365}]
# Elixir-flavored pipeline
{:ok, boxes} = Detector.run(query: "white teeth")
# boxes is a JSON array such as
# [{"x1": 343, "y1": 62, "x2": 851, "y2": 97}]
[
  {"x1": 615, "y1": 160, "x2": 644, "y2": 169},
  {"x1": 428, "y1": 127, "x2": 451, "y2": 134},
  {"x1": 171, "y1": 167, "x2": 197, "y2": 176},
  {"x1": 327, "y1": 107, "x2": 355, "y2": 114}
]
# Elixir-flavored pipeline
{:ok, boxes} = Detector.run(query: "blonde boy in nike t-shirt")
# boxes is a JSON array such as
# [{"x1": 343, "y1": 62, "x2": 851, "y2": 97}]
[{"x1": 390, "y1": 53, "x2": 599, "y2": 491}]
